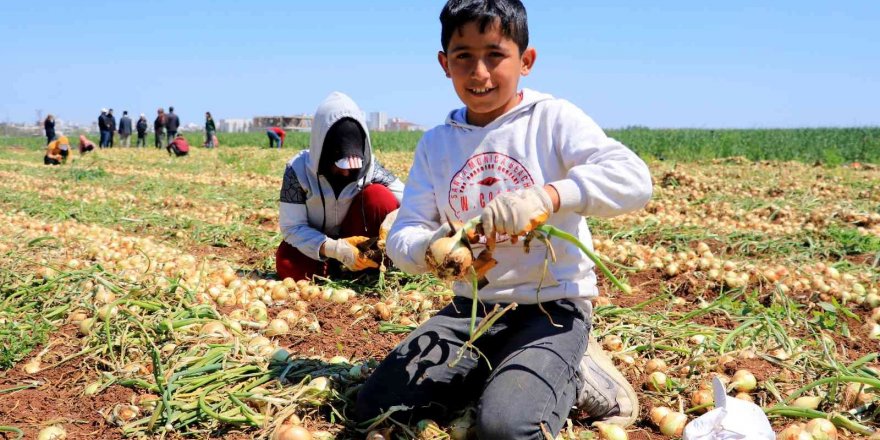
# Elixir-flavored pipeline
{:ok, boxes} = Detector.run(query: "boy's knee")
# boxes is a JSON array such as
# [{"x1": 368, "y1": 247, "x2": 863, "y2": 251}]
[{"x1": 476, "y1": 408, "x2": 535, "y2": 440}]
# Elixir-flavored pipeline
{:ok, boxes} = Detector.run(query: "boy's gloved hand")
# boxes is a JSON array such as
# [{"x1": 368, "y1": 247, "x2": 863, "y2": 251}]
[
  {"x1": 324, "y1": 237, "x2": 379, "y2": 271},
  {"x1": 480, "y1": 186, "x2": 553, "y2": 241}
]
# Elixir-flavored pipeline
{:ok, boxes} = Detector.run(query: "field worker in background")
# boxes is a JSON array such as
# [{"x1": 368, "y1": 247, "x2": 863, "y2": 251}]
[
  {"x1": 266, "y1": 126, "x2": 286, "y2": 149},
  {"x1": 78, "y1": 134, "x2": 96, "y2": 155},
  {"x1": 98, "y1": 108, "x2": 110, "y2": 148},
  {"x1": 43, "y1": 114, "x2": 56, "y2": 144},
  {"x1": 355, "y1": 1, "x2": 653, "y2": 437},
  {"x1": 166, "y1": 133, "x2": 190, "y2": 157},
  {"x1": 107, "y1": 109, "x2": 117, "y2": 147},
  {"x1": 44, "y1": 133, "x2": 70, "y2": 165},
  {"x1": 154, "y1": 108, "x2": 166, "y2": 148},
  {"x1": 204, "y1": 112, "x2": 217, "y2": 148},
  {"x1": 165, "y1": 106, "x2": 181, "y2": 145},
  {"x1": 136, "y1": 114, "x2": 148, "y2": 147},
  {"x1": 276, "y1": 92, "x2": 404, "y2": 281},
  {"x1": 118, "y1": 111, "x2": 133, "y2": 147}
]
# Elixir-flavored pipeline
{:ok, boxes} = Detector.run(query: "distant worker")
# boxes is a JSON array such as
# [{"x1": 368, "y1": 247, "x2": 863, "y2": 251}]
[
  {"x1": 267, "y1": 126, "x2": 286, "y2": 149},
  {"x1": 167, "y1": 133, "x2": 190, "y2": 157},
  {"x1": 154, "y1": 108, "x2": 166, "y2": 148},
  {"x1": 276, "y1": 92, "x2": 404, "y2": 281},
  {"x1": 107, "y1": 109, "x2": 117, "y2": 147},
  {"x1": 136, "y1": 114, "x2": 148, "y2": 147},
  {"x1": 44, "y1": 133, "x2": 70, "y2": 165},
  {"x1": 165, "y1": 106, "x2": 180, "y2": 145},
  {"x1": 204, "y1": 112, "x2": 216, "y2": 148},
  {"x1": 43, "y1": 114, "x2": 56, "y2": 144},
  {"x1": 98, "y1": 108, "x2": 110, "y2": 148},
  {"x1": 118, "y1": 111, "x2": 133, "y2": 147},
  {"x1": 78, "y1": 134, "x2": 96, "y2": 155}
]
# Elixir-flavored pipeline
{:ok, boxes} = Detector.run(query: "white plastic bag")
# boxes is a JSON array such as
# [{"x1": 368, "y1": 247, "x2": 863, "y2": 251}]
[{"x1": 682, "y1": 377, "x2": 775, "y2": 440}]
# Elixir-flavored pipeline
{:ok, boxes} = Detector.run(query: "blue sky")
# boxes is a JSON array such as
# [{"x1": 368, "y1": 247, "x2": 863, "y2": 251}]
[{"x1": 1, "y1": 0, "x2": 878, "y2": 128}]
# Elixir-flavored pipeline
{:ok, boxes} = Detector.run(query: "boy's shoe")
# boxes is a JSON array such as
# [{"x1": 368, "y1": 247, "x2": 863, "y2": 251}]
[{"x1": 576, "y1": 336, "x2": 639, "y2": 427}]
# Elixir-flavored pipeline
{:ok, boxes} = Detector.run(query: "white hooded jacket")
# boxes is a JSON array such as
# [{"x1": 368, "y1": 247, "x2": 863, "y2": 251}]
[
  {"x1": 387, "y1": 89, "x2": 652, "y2": 311},
  {"x1": 279, "y1": 92, "x2": 404, "y2": 259}
]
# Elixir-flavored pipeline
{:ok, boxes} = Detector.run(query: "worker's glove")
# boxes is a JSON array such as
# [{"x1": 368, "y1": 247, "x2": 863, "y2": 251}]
[
  {"x1": 324, "y1": 237, "x2": 379, "y2": 271},
  {"x1": 480, "y1": 186, "x2": 553, "y2": 241}
]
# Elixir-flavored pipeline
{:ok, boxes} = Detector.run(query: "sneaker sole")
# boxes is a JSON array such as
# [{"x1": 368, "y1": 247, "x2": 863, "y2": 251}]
[{"x1": 586, "y1": 335, "x2": 639, "y2": 427}]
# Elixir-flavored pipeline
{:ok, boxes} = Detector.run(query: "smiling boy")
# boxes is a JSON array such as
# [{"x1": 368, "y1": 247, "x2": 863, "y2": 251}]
[{"x1": 355, "y1": 1, "x2": 652, "y2": 438}]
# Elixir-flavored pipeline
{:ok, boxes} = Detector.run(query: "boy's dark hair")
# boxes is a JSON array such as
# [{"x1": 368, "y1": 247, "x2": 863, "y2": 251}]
[{"x1": 440, "y1": 0, "x2": 529, "y2": 54}]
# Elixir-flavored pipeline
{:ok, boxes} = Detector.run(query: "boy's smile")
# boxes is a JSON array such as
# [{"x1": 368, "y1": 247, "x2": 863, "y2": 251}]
[{"x1": 439, "y1": 20, "x2": 536, "y2": 127}]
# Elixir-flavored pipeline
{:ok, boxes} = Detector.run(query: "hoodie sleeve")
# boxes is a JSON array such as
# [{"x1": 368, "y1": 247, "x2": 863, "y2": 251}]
[
  {"x1": 370, "y1": 162, "x2": 405, "y2": 202},
  {"x1": 546, "y1": 101, "x2": 653, "y2": 218},
  {"x1": 386, "y1": 139, "x2": 439, "y2": 274},
  {"x1": 278, "y1": 161, "x2": 328, "y2": 260}
]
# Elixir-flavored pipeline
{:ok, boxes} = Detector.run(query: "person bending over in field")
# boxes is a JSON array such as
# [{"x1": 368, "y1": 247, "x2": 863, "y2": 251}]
[
  {"x1": 276, "y1": 91, "x2": 404, "y2": 281},
  {"x1": 78, "y1": 134, "x2": 96, "y2": 155},
  {"x1": 267, "y1": 126, "x2": 286, "y2": 149},
  {"x1": 355, "y1": 1, "x2": 652, "y2": 438},
  {"x1": 166, "y1": 133, "x2": 190, "y2": 157},
  {"x1": 44, "y1": 134, "x2": 70, "y2": 165}
]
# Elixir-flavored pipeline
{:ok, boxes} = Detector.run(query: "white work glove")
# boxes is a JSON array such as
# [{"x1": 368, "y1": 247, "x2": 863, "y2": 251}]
[
  {"x1": 323, "y1": 237, "x2": 379, "y2": 271},
  {"x1": 480, "y1": 186, "x2": 553, "y2": 241}
]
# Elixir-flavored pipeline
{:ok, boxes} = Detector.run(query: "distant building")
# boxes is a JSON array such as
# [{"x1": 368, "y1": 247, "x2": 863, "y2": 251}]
[
  {"x1": 219, "y1": 118, "x2": 254, "y2": 133},
  {"x1": 386, "y1": 117, "x2": 423, "y2": 132},
  {"x1": 253, "y1": 115, "x2": 313, "y2": 132},
  {"x1": 369, "y1": 111, "x2": 387, "y2": 132}
]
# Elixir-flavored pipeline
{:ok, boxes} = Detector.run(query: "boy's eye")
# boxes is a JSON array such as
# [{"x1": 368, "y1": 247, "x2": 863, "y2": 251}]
[{"x1": 455, "y1": 53, "x2": 472, "y2": 60}]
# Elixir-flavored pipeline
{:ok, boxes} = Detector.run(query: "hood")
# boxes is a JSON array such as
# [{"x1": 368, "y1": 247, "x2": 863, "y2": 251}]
[
  {"x1": 445, "y1": 88, "x2": 555, "y2": 130},
  {"x1": 308, "y1": 92, "x2": 373, "y2": 181}
]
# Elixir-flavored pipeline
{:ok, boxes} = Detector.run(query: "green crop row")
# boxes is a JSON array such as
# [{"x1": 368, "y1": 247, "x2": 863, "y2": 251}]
[{"x1": 3, "y1": 127, "x2": 879, "y2": 163}]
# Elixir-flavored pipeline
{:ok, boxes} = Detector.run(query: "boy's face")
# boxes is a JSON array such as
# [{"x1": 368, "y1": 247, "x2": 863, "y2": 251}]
[{"x1": 439, "y1": 20, "x2": 535, "y2": 127}]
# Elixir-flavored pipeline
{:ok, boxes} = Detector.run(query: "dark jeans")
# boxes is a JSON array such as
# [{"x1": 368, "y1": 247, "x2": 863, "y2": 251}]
[
  {"x1": 355, "y1": 297, "x2": 589, "y2": 439},
  {"x1": 99, "y1": 130, "x2": 110, "y2": 148},
  {"x1": 166, "y1": 130, "x2": 177, "y2": 146},
  {"x1": 205, "y1": 130, "x2": 215, "y2": 148},
  {"x1": 44, "y1": 155, "x2": 61, "y2": 165},
  {"x1": 136, "y1": 133, "x2": 146, "y2": 147},
  {"x1": 154, "y1": 131, "x2": 164, "y2": 148}
]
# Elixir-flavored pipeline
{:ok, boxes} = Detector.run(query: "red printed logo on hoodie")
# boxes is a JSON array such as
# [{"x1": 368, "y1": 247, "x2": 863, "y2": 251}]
[{"x1": 448, "y1": 152, "x2": 535, "y2": 220}]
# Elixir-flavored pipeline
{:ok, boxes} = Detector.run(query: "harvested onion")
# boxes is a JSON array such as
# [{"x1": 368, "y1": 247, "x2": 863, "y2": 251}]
[
  {"x1": 272, "y1": 425, "x2": 312, "y2": 440},
  {"x1": 731, "y1": 369, "x2": 757, "y2": 392},
  {"x1": 595, "y1": 421, "x2": 628, "y2": 440},
  {"x1": 38, "y1": 426, "x2": 67, "y2": 440},
  {"x1": 804, "y1": 418, "x2": 837, "y2": 440},
  {"x1": 659, "y1": 411, "x2": 687, "y2": 437}
]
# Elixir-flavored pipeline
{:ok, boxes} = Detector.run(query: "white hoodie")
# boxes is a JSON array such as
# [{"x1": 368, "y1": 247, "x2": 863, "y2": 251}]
[
  {"x1": 279, "y1": 92, "x2": 404, "y2": 259},
  {"x1": 387, "y1": 89, "x2": 652, "y2": 311}
]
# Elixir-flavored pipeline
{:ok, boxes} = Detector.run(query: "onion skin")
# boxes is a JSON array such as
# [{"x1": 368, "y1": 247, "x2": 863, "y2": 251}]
[
  {"x1": 804, "y1": 418, "x2": 837, "y2": 440},
  {"x1": 37, "y1": 426, "x2": 67, "y2": 440},
  {"x1": 272, "y1": 425, "x2": 312, "y2": 440},
  {"x1": 595, "y1": 421, "x2": 628, "y2": 440},
  {"x1": 650, "y1": 406, "x2": 672, "y2": 426},
  {"x1": 659, "y1": 412, "x2": 687, "y2": 437},
  {"x1": 427, "y1": 236, "x2": 474, "y2": 281}
]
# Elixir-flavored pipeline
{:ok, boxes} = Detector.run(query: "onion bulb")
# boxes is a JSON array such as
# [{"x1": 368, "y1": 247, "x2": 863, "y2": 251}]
[
  {"x1": 690, "y1": 388, "x2": 714, "y2": 411},
  {"x1": 791, "y1": 396, "x2": 822, "y2": 410},
  {"x1": 646, "y1": 371, "x2": 668, "y2": 392},
  {"x1": 735, "y1": 392, "x2": 754, "y2": 402},
  {"x1": 595, "y1": 421, "x2": 628, "y2": 440},
  {"x1": 804, "y1": 418, "x2": 837, "y2": 440},
  {"x1": 731, "y1": 369, "x2": 757, "y2": 392},
  {"x1": 265, "y1": 319, "x2": 290, "y2": 337},
  {"x1": 199, "y1": 321, "x2": 230, "y2": 339},
  {"x1": 645, "y1": 358, "x2": 667, "y2": 375},
  {"x1": 650, "y1": 406, "x2": 672, "y2": 426},
  {"x1": 37, "y1": 426, "x2": 67, "y2": 440},
  {"x1": 659, "y1": 411, "x2": 687, "y2": 437},
  {"x1": 426, "y1": 234, "x2": 473, "y2": 281},
  {"x1": 272, "y1": 425, "x2": 312, "y2": 440},
  {"x1": 778, "y1": 423, "x2": 813, "y2": 440},
  {"x1": 602, "y1": 335, "x2": 623, "y2": 352},
  {"x1": 78, "y1": 317, "x2": 95, "y2": 336}
]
